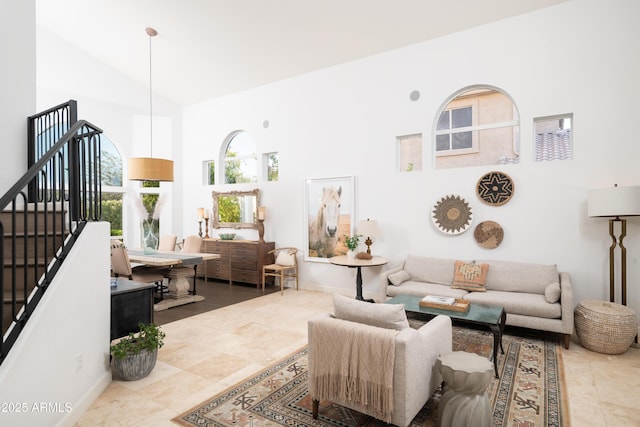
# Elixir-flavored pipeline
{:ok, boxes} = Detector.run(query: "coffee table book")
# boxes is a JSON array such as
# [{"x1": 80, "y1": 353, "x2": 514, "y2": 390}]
[{"x1": 419, "y1": 296, "x2": 470, "y2": 312}]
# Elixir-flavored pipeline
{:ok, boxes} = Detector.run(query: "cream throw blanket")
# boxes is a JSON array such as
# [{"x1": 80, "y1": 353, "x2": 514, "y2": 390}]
[{"x1": 309, "y1": 317, "x2": 398, "y2": 423}]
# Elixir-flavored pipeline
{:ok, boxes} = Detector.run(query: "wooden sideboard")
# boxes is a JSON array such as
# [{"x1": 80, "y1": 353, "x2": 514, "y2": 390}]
[{"x1": 199, "y1": 239, "x2": 275, "y2": 287}]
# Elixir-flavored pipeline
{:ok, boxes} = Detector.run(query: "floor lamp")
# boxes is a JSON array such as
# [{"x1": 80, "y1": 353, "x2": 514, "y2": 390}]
[{"x1": 588, "y1": 185, "x2": 640, "y2": 305}]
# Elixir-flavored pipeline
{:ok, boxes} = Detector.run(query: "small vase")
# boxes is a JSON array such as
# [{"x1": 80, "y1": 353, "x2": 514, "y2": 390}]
[
  {"x1": 347, "y1": 250, "x2": 356, "y2": 261},
  {"x1": 142, "y1": 219, "x2": 159, "y2": 254}
]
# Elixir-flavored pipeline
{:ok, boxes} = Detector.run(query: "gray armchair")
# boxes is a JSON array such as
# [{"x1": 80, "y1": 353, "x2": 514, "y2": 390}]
[{"x1": 308, "y1": 295, "x2": 452, "y2": 427}]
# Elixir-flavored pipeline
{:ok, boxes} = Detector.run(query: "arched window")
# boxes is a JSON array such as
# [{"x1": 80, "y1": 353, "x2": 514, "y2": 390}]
[
  {"x1": 100, "y1": 135, "x2": 124, "y2": 236},
  {"x1": 220, "y1": 131, "x2": 257, "y2": 184},
  {"x1": 434, "y1": 85, "x2": 520, "y2": 169}
]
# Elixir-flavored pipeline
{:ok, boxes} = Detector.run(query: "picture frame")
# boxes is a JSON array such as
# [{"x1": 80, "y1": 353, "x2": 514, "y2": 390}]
[{"x1": 304, "y1": 176, "x2": 355, "y2": 262}]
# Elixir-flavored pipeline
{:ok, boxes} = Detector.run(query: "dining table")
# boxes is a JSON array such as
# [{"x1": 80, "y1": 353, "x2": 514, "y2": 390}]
[{"x1": 127, "y1": 249, "x2": 220, "y2": 307}]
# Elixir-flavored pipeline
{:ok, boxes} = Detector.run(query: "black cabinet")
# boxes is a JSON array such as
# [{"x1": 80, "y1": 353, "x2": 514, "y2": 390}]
[{"x1": 110, "y1": 278, "x2": 154, "y2": 341}]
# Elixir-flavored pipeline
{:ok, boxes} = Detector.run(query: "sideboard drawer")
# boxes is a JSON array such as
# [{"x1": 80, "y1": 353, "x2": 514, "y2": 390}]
[{"x1": 199, "y1": 239, "x2": 275, "y2": 287}]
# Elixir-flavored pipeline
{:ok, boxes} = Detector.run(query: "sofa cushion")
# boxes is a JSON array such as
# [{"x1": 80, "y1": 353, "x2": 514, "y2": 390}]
[
  {"x1": 544, "y1": 282, "x2": 561, "y2": 303},
  {"x1": 477, "y1": 260, "x2": 559, "y2": 294},
  {"x1": 275, "y1": 251, "x2": 295, "y2": 266},
  {"x1": 463, "y1": 290, "x2": 562, "y2": 319},
  {"x1": 388, "y1": 270, "x2": 411, "y2": 286},
  {"x1": 386, "y1": 281, "x2": 469, "y2": 299},
  {"x1": 451, "y1": 261, "x2": 489, "y2": 292},
  {"x1": 333, "y1": 294, "x2": 409, "y2": 330},
  {"x1": 404, "y1": 255, "x2": 456, "y2": 285}
]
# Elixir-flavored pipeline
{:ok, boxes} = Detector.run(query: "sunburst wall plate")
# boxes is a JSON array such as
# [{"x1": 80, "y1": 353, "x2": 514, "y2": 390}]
[
  {"x1": 476, "y1": 171, "x2": 514, "y2": 206},
  {"x1": 432, "y1": 195, "x2": 473, "y2": 235}
]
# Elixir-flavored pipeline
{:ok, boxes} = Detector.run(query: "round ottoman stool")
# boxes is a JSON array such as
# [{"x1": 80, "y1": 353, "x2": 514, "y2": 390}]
[
  {"x1": 575, "y1": 300, "x2": 637, "y2": 354},
  {"x1": 436, "y1": 351, "x2": 493, "y2": 427}
]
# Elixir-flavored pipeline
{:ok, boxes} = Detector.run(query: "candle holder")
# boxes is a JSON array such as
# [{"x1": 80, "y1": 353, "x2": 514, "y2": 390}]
[
  {"x1": 257, "y1": 206, "x2": 266, "y2": 243},
  {"x1": 257, "y1": 218, "x2": 265, "y2": 243},
  {"x1": 204, "y1": 217, "x2": 210, "y2": 238},
  {"x1": 198, "y1": 219, "x2": 203, "y2": 237}
]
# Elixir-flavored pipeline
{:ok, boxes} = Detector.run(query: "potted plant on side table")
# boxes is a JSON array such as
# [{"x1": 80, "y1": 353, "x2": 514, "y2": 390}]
[
  {"x1": 344, "y1": 234, "x2": 362, "y2": 261},
  {"x1": 110, "y1": 323, "x2": 165, "y2": 381}
]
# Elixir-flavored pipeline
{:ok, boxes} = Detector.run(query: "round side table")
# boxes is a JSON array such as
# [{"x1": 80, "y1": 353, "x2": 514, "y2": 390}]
[
  {"x1": 574, "y1": 299, "x2": 637, "y2": 354},
  {"x1": 436, "y1": 351, "x2": 493, "y2": 427}
]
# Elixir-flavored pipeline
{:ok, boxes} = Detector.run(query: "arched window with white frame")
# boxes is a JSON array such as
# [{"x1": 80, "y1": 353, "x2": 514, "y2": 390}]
[{"x1": 220, "y1": 130, "x2": 257, "y2": 184}]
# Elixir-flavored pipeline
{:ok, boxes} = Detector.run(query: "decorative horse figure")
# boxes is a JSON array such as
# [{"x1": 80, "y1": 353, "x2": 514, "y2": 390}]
[{"x1": 309, "y1": 186, "x2": 342, "y2": 258}]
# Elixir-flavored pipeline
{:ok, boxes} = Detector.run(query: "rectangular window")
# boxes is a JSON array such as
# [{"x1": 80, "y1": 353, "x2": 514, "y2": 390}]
[
  {"x1": 204, "y1": 160, "x2": 215, "y2": 185},
  {"x1": 397, "y1": 134, "x2": 422, "y2": 172},
  {"x1": 534, "y1": 114, "x2": 573, "y2": 162},
  {"x1": 263, "y1": 152, "x2": 279, "y2": 181},
  {"x1": 102, "y1": 192, "x2": 123, "y2": 236}
]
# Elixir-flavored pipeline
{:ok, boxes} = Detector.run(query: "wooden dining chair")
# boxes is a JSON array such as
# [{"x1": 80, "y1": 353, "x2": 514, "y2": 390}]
[
  {"x1": 262, "y1": 247, "x2": 299, "y2": 295},
  {"x1": 110, "y1": 242, "x2": 166, "y2": 301}
]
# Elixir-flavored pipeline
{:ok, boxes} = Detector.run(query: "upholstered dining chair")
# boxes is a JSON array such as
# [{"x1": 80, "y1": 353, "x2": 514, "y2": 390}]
[
  {"x1": 262, "y1": 247, "x2": 298, "y2": 295},
  {"x1": 180, "y1": 234, "x2": 204, "y2": 294},
  {"x1": 158, "y1": 234, "x2": 178, "y2": 251},
  {"x1": 110, "y1": 242, "x2": 166, "y2": 300}
]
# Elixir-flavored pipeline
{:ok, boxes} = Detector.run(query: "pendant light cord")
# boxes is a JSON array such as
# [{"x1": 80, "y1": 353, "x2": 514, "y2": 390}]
[
  {"x1": 146, "y1": 27, "x2": 158, "y2": 158},
  {"x1": 149, "y1": 30, "x2": 153, "y2": 158}
]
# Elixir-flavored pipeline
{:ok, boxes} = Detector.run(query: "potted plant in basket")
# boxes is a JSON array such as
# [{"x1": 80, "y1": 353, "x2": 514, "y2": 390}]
[
  {"x1": 343, "y1": 234, "x2": 362, "y2": 260},
  {"x1": 110, "y1": 323, "x2": 165, "y2": 381}
]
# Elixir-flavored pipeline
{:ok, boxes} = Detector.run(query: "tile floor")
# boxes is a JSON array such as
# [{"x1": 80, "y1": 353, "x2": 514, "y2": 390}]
[{"x1": 76, "y1": 289, "x2": 640, "y2": 426}]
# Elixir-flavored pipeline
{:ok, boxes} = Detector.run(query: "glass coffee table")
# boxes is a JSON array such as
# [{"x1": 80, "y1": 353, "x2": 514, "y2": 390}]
[{"x1": 386, "y1": 294, "x2": 506, "y2": 378}]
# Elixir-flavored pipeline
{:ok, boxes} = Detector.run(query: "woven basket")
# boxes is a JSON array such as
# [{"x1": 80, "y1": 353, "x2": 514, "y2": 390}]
[{"x1": 574, "y1": 300, "x2": 638, "y2": 354}]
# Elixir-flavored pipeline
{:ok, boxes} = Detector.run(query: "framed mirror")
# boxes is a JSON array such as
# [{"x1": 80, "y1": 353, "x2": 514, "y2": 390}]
[{"x1": 212, "y1": 189, "x2": 260, "y2": 229}]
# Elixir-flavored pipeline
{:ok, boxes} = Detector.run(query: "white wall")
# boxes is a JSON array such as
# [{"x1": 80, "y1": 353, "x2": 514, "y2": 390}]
[
  {"x1": 0, "y1": 223, "x2": 111, "y2": 427},
  {"x1": 0, "y1": 0, "x2": 35, "y2": 193},
  {"x1": 36, "y1": 27, "x2": 182, "y2": 246},
  {"x1": 182, "y1": 0, "x2": 640, "y2": 314}
]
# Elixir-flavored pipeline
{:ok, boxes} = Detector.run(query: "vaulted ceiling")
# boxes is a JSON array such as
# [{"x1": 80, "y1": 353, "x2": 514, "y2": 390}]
[{"x1": 36, "y1": 0, "x2": 567, "y2": 106}]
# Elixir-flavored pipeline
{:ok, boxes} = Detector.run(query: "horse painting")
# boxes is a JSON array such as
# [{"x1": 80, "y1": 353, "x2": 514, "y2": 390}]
[{"x1": 309, "y1": 186, "x2": 342, "y2": 258}]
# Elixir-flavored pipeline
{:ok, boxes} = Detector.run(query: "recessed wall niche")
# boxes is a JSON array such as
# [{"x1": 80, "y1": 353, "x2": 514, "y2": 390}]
[
  {"x1": 533, "y1": 114, "x2": 573, "y2": 162},
  {"x1": 397, "y1": 133, "x2": 422, "y2": 172},
  {"x1": 433, "y1": 85, "x2": 520, "y2": 169}
]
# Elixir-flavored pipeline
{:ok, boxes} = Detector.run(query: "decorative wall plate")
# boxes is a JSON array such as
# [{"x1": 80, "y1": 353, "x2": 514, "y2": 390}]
[
  {"x1": 432, "y1": 195, "x2": 473, "y2": 235},
  {"x1": 474, "y1": 220, "x2": 504, "y2": 249},
  {"x1": 476, "y1": 171, "x2": 514, "y2": 206}
]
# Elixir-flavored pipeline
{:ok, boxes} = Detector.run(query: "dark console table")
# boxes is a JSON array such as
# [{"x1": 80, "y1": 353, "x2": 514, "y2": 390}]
[{"x1": 110, "y1": 278, "x2": 154, "y2": 341}]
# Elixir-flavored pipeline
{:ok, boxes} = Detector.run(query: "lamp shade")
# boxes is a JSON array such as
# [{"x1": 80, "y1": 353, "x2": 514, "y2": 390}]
[
  {"x1": 128, "y1": 157, "x2": 174, "y2": 182},
  {"x1": 587, "y1": 185, "x2": 640, "y2": 217},
  {"x1": 357, "y1": 219, "x2": 380, "y2": 238}
]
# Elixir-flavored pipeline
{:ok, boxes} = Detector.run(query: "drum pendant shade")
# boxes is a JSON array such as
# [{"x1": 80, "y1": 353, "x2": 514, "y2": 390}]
[{"x1": 128, "y1": 157, "x2": 174, "y2": 182}]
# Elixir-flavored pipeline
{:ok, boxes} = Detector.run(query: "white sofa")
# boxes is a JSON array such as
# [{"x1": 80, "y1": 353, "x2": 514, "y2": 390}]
[
  {"x1": 308, "y1": 294, "x2": 452, "y2": 427},
  {"x1": 380, "y1": 255, "x2": 574, "y2": 349}
]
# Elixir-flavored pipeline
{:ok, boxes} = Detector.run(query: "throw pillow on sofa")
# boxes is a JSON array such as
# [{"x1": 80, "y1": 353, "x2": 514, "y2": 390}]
[
  {"x1": 333, "y1": 294, "x2": 409, "y2": 330},
  {"x1": 451, "y1": 260, "x2": 489, "y2": 292},
  {"x1": 388, "y1": 270, "x2": 411, "y2": 286},
  {"x1": 544, "y1": 282, "x2": 561, "y2": 303}
]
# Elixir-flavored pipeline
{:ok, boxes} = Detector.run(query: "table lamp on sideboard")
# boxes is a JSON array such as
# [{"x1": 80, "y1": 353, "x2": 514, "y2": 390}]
[{"x1": 587, "y1": 184, "x2": 640, "y2": 305}]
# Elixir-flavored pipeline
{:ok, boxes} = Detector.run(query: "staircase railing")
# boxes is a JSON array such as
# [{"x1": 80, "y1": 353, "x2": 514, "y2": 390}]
[{"x1": 1, "y1": 117, "x2": 102, "y2": 365}]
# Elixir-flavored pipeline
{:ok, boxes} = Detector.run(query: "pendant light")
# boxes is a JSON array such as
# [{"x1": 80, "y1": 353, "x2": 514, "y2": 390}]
[{"x1": 128, "y1": 27, "x2": 174, "y2": 182}]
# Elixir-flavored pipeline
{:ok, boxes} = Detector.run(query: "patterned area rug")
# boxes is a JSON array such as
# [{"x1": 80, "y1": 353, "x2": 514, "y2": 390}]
[{"x1": 173, "y1": 324, "x2": 569, "y2": 426}]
